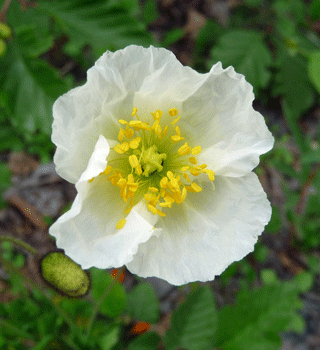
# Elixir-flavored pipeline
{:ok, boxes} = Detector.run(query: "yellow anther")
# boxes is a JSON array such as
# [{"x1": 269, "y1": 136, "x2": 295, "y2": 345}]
[
  {"x1": 129, "y1": 154, "x2": 140, "y2": 168},
  {"x1": 199, "y1": 164, "x2": 207, "y2": 169},
  {"x1": 203, "y1": 169, "x2": 215, "y2": 181},
  {"x1": 171, "y1": 126, "x2": 184, "y2": 143},
  {"x1": 117, "y1": 178, "x2": 127, "y2": 188},
  {"x1": 171, "y1": 116, "x2": 181, "y2": 125},
  {"x1": 178, "y1": 144, "x2": 191, "y2": 156},
  {"x1": 186, "y1": 182, "x2": 202, "y2": 192},
  {"x1": 149, "y1": 187, "x2": 159, "y2": 192},
  {"x1": 132, "y1": 107, "x2": 138, "y2": 116},
  {"x1": 104, "y1": 166, "x2": 112, "y2": 175},
  {"x1": 135, "y1": 164, "x2": 142, "y2": 175},
  {"x1": 189, "y1": 157, "x2": 197, "y2": 165},
  {"x1": 144, "y1": 193, "x2": 156, "y2": 201},
  {"x1": 160, "y1": 177, "x2": 168, "y2": 188},
  {"x1": 190, "y1": 167, "x2": 202, "y2": 176},
  {"x1": 88, "y1": 177, "x2": 95, "y2": 183},
  {"x1": 129, "y1": 137, "x2": 141, "y2": 149},
  {"x1": 169, "y1": 108, "x2": 178, "y2": 117},
  {"x1": 118, "y1": 129, "x2": 125, "y2": 142},
  {"x1": 152, "y1": 110, "x2": 162, "y2": 120},
  {"x1": 159, "y1": 201, "x2": 172, "y2": 208},
  {"x1": 155, "y1": 124, "x2": 162, "y2": 138},
  {"x1": 192, "y1": 146, "x2": 201, "y2": 155},
  {"x1": 181, "y1": 166, "x2": 189, "y2": 172},
  {"x1": 147, "y1": 204, "x2": 158, "y2": 215},
  {"x1": 167, "y1": 171, "x2": 174, "y2": 180},
  {"x1": 116, "y1": 219, "x2": 126, "y2": 229},
  {"x1": 191, "y1": 182, "x2": 202, "y2": 192},
  {"x1": 181, "y1": 187, "x2": 187, "y2": 201},
  {"x1": 119, "y1": 119, "x2": 128, "y2": 125},
  {"x1": 157, "y1": 209, "x2": 166, "y2": 217},
  {"x1": 114, "y1": 144, "x2": 125, "y2": 154},
  {"x1": 163, "y1": 125, "x2": 168, "y2": 136},
  {"x1": 124, "y1": 125, "x2": 134, "y2": 139},
  {"x1": 183, "y1": 173, "x2": 191, "y2": 182},
  {"x1": 121, "y1": 142, "x2": 129, "y2": 152},
  {"x1": 127, "y1": 174, "x2": 135, "y2": 184}
]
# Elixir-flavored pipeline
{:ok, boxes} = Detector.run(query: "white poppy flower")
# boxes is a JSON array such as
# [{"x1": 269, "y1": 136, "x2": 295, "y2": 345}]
[{"x1": 50, "y1": 45, "x2": 274, "y2": 286}]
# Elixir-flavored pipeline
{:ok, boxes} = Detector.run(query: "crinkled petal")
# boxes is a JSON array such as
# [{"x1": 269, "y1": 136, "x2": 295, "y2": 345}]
[
  {"x1": 49, "y1": 135, "x2": 156, "y2": 269},
  {"x1": 126, "y1": 172, "x2": 271, "y2": 285},
  {"x1": 52, "y1": 45, "x2": 195, "y2": 183}
]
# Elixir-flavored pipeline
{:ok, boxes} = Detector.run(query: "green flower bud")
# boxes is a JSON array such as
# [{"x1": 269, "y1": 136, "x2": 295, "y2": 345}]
[
  {"x1": 41, "y1": 252, "x2": 90, "y2": 297},
  {"x1": 0, "y1": 22, "x2": 12, "y2": 39},
  {"x1": 0, "y1": 39, "x2": 6, "y2": 57}
]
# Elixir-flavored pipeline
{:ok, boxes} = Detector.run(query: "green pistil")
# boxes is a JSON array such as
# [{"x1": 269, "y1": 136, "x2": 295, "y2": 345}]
[{"x1": 140, "y1": 145, "x2": 167, "y2": 177}]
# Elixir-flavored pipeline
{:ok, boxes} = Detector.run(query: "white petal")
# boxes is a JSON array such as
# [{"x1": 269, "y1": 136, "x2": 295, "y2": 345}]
[
  {"x1": 52, "y1": 45, "x2": 192, "y2": 183},
  {"x1": 49, "y1": 135, "x2": 156, "y2": 269},
  {"x1": 126, "y1": 172, "x2": 271, "y2": 285}
]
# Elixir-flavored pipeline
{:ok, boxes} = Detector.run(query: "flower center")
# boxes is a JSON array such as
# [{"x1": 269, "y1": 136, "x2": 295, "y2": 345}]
[{"x1": 88, "y1": 107, "x2": 215, "y2": 229}]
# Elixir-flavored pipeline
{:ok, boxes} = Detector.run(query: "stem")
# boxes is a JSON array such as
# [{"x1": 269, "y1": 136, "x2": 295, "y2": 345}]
[
  {"x1": 0, "y1": 235, "x2": 38, "y2": 255},
  {"x1": 0, "y1": 318, "x2": 35, "y2": 340},
  {"x1": 86, "y1": 267, "x2": 125, "y2": 339},
  {"x1": 0, "y1": 0, "x2": 13, "y2": 22},
  {"x1": 0, "y1": 252, "x2": 79, "y2": 340}
]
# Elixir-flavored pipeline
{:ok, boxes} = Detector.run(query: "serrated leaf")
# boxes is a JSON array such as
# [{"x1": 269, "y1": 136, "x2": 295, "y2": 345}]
[
  {"x1": 127, "y1": 283, "x2": 160, "y2": 323},
  {"x1": 215, "y1": 281, "x2": 305, "y2": 350},
  {"x1": 37, "y1": 0, "x2": 153, "y2": 55},
  {"x1": 91, "y1": 268, "x2": 127, "y2": 318},
  {"x1": 128, "y1": 332, "x2": 161, "y2": 350},
  {"x1": 210, "y1": 30, "x2": 272, "y2": 93},
  {"x1": 274, "y1": 49, "x2": 314, "y2": 119},
  {"x1": 165, "y1": 286, "x2": 216, "y2": 350}
]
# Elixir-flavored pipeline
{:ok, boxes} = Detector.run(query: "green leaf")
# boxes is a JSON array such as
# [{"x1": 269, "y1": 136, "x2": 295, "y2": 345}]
[
  {"x1": 127, "y1": 282, "x2": 160, "y2": 323},
  {"x1": 309, "y1": 0, "x2": 320, "y2": 20},
  {"x1": 308, "y1": 51, "x2": 320, "y2": 94},
  {"x1": 3, "y1": 48, "x2": 69, "y2": 134},
  {"x1": 91, "y1": 268, "x2": 127, "y2": 318},
  {"x1": 214, "y1": 281, "x2": 305, "y2": 350},
  {"x1": 274, "y1": 49, "x2": 315, "y2": 119},
  {"x1": 209, "y1": 30, "x2": 272, "y2": 93},
  {"x1": 99, "y1": 326, "x2": 120, "y2": 350},
  {"x1": 165, "y1": 286, "x2": 216, "y2": 350},
  {"x1": 128, "y1": 332, "x2": 161, "y2": 350},
  {"x1": 162, "y1": 28, "x2": 185, "y2": 47},
  {"x1": 16, "y1": 25, "x2": 53, "y2": 58},
  {"x1": 293, "y1": 272, "x2": 314, "y2": 292},
  {"x1": 273, "y1": 0, "x2": 306, "y2": 25},
  {"x1": 0, "y1": 162, "x2": 11, "y2": 208},
  {"x1": 244, "y1": 0, "x2": 261, "y2": 7},
  {"x1": 143, "y1": 0, "x2": 158, "y2": 25},
  {"x1": 37, "y1": 0, "x2": 153, "y2": 55}
]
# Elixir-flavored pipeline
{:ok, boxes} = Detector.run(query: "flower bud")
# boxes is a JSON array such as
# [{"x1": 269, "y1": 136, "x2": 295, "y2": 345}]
[
  {"x1": 0, "y1": 22, "x2": 12, "y2": 38},
  {"x1": 0, "y1": 39, "x2": 6, "y2": 57},
  {"x1": 41, "y1": 252, "x2": 90, "y2": 297}
]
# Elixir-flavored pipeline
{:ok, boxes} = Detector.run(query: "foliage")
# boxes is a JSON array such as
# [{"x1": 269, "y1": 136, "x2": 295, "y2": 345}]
[{"x1": 1, "y1": 0, "x2": 320, "y2": 349}]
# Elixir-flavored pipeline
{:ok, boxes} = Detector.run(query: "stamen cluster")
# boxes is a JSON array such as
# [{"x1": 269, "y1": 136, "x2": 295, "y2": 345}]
[{"x1": 88, "y1": 107, "x2": 215, "y2": 229}]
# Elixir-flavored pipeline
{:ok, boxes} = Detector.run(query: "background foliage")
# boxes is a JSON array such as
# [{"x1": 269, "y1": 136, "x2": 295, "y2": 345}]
[{"x1": 1, "y1": 0, "x2": 320, "y2": 349}]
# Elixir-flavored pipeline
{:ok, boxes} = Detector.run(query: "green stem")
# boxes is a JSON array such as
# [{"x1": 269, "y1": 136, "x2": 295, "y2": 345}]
[
  {"x1": 0, "y1": 235, "x2": 38, "y2": 255},
  {"x1": 0, "y1": 252, "x2": 80, "y2": 340},
  {"x1": 0, "y1": 318, "x2": 35, "y2": 340},
  {"x1": 86, "y1": 267, "x2": 125, "y2": 340}
]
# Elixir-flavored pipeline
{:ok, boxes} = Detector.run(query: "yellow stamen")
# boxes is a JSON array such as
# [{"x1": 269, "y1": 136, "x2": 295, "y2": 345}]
[
  {"x1": 88, "y1": 177, "x2": 95, "y2": 183},
  {"x1": 104, "y1": 166, "x2": 112, "y2": 175},
  {"x1": 192, "y1": 146, "x2": 201, "y2": 155},
  {"x1": 129, "y1": 137, "x2": 141, "y2": 149},
  {"x1": 149, "y1": 187, "x2": 159, "y2": 192},
  {"x1": 171, "y1": 116, "x2": 181, "y2": 125},
  {"x1": 116, "y1": 219, "x2": 126, "y2": 229},
  {"x1": 132, "y1": 107, "x2": 137, "y2": 116},
  {"x1": 119, "y1": 119, "x2": 128, "y2": 125},
  {"x1": 169, "y1": 108, "x2": 178, "y2": 116},
  {"x1": 178, "y1": 143, "x2": 191, "y2": 156},
  {"x1": 203, "y1": 169, "x2": 215, "y2": 181},
  {"x1": 129, "y1": 154, "x2": 140, "y2": 168},
  {"x1": 189, "y1": 157, "x2": 197, "y2": 164},
  {"x1": 181, "y1": 166, "x2": 189, "y2": 172}
]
